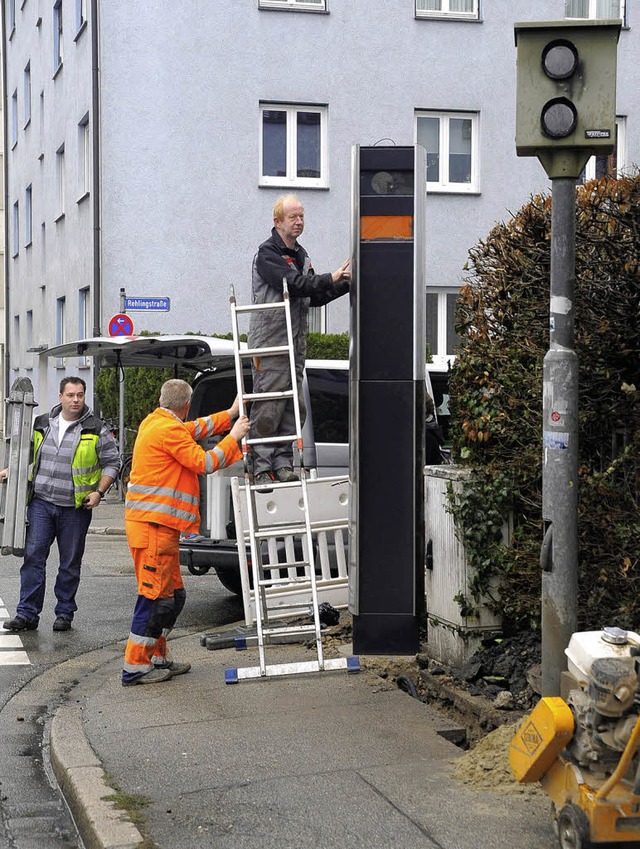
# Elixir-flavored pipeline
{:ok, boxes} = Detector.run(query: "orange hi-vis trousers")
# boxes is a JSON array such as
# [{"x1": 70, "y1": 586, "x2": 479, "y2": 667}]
[{"x1": 122, "y1": 520, "x2": 186, "y2": 684}]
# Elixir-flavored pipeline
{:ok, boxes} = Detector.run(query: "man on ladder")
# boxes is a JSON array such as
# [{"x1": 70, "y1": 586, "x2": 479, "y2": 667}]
[{"x1": 249, "y1": 194, "x2": 350, "y2": 484}]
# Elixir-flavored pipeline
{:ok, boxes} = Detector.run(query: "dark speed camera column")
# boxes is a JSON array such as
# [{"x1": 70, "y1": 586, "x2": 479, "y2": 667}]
[{"x1": 348, "y1": 145, "x2": 426, "y2": 655}]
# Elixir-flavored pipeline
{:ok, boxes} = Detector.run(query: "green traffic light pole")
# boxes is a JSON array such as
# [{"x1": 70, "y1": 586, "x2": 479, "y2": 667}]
[{"x1": 537, "y1": 151, "x2": 589, "y2": 696}]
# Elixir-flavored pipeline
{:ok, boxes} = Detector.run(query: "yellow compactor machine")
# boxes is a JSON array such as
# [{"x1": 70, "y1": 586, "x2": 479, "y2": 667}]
[{"x1": 510, "y1": 627, "x2": 640, "y2": 849}]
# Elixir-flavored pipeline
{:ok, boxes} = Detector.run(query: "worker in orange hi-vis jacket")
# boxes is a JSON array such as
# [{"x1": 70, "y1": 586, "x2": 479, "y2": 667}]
[{"x1": 121, "y1": 379, "x2": 249, "y2": 687}]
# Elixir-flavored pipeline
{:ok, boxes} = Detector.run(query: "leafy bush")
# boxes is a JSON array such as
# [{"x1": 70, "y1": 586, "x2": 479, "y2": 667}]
[{"x1": 449, "y1": 174, "x2": 639, "y2": 630}]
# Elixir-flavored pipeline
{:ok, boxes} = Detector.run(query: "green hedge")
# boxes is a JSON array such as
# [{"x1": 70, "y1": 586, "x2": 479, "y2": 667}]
[{"x1": 449, "y1": 174, "x2": 639, "y2": 630}]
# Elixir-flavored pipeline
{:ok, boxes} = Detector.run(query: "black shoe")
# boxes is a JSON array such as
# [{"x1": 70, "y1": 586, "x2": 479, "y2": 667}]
[
  {"x1": 253, "y1": 472, "x2": 274, "y2": 486},
  {"x1": 53, "y1": 617, "x2": 72, "y2": 632},
  {"x1": 3, "y1": 615, "x2": 38, "y2": 632},
  {"x1": 273, "y1": 467, "x2": 299, "y2": 482}
]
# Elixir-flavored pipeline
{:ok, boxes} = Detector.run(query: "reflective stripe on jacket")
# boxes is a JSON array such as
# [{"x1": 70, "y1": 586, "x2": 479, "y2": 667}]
[
  {"x1": 125, "y1": 407, "x2": 242, "y2": 534},
  {"x1": 31, "y1": 414, "x2": 102, "y2": 508}
]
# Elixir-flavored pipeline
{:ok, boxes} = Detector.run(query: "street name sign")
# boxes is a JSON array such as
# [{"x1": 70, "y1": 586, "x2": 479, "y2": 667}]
[{"x1": 124, "y1": 297, "x2": 171, "y2": 312}]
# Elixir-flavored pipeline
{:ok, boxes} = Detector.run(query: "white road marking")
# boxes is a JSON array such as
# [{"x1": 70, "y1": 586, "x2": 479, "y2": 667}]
[{"x1": 0, "y1": 597, "x2": 32, "y2": 665}]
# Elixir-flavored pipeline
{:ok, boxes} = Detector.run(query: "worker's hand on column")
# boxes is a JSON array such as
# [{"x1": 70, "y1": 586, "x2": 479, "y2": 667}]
[
  {"x1": 228, "y1": 395, "x2": 240, "y2": 420},
  {"x1": 230, "y1": 415, "x2": 250, "y2": 443},
  {"x1": 331, "y1": 259, "x2": 351, "y2": 284},
  {"x1": 0, "y1": 468, "x2": 8, "y2": 483}
]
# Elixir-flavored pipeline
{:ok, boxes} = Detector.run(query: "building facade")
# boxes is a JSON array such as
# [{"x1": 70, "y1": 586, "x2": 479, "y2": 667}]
[{"x1": 2, "y1": 0, "x2": 635, "y2": 410}]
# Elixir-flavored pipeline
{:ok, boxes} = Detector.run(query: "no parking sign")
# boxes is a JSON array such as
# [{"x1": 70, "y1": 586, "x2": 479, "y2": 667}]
[{"x1": 108, "y1": 313, "x2": 135, "y2": 337}]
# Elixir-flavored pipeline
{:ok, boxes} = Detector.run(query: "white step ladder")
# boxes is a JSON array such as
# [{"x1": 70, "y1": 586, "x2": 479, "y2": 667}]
[
  {"x1": 0, "y1": 377, "x2": 38, "y2": 557},
  {"x1": 225, "y1": 282, "x2": 359, "y2": 683}
]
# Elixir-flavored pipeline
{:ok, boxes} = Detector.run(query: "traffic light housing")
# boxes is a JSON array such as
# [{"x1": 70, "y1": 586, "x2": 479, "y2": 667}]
[{"x1": 515, "y1": 20, "x2": 620, "y2": 178}]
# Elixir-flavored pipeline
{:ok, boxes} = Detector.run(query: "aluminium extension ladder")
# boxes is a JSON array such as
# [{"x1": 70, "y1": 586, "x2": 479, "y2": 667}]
[
  {"x1": 0, "y1": 377, "x2": 38, "y2": 557},
  {"x1": 225, "y1": 282, "x2": 359, "y2": 683}
]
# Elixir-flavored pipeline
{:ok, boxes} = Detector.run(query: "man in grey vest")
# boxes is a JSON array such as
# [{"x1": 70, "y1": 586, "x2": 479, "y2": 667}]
[
  {"x1": 249, "y1": 194, "x2": 350, "y2": 484},
  {"x1": 2, "y1": 377, "x2": 119, "y2": 632}
]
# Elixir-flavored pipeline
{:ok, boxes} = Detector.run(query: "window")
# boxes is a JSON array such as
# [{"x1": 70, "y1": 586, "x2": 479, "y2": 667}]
[
  {"x1": 8, "y1": 0, "x2": 16, "y2": 34},
  {"x1": 565, "y1": 0, "x2": 625, "y2": 20},
  {"x1": 11, "y1": 90, "x2": 18, "y2": 147},
  {"x1": 24, "y1": 62, "x2": 31, "y2": 126},
  {"x1": 56, "y1": 297, "x2": 66, "y2": 367},
  {"x1": 26, "y1": 310, "x2": 33, "y2": 352},
  {"x1": 25, "y1": 185, "x2": 33, "y2": 246},
  {"x1": 14, "y1": 317, "x2": 20, "y2": 362},
  {"x1": 53, "y1": 0, "x2": 63, "y2": 71},
  {"x1": 307, "y1": 367, "x2": 349, "y2": 445},
  {"x1": 426, "y1": 290, "x2": 461, "y2": 363},
  {"x1": 416, "y1": 0, "x2": 479, "y2": 19},
  {"x1": 78, "y1": 288, "x2": 91, "y2": 364},
  {"x1": 56, "y1": 143, "x2": 65, "y2": 218},
  {"x1": 78, "y1": 114, "x2": 90, "y2": 197},
  {"x1": 259, "y1": 0, "x2": 326, "y2": 9},
  {"x1": 260, "y1": 103, "x2": 327, "y2": 188},
  {"x1": 581, "y1": 116, "x2": 626, "y2": 182},
  {"x1": 12, "y1": 201, "x2": 19, "y2": 256},
  {"x1": 76, "y1": 0, "x2": 86, "y2": 32},
  {"x1": 416, "y1": 110, "x2": 479, "y2": 193}
]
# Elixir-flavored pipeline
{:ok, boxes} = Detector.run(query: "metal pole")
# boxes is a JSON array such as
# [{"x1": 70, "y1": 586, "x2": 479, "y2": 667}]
[{"x1": 541, "y1": 176, "x2": 579, "y2": 696}]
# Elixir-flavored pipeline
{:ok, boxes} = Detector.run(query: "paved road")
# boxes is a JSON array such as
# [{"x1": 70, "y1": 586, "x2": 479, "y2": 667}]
[{"x1": 0, "y1": 501, "x2": 243, "y2": 849}]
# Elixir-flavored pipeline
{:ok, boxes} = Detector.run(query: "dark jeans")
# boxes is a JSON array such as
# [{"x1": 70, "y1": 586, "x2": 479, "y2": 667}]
[{"x1": 16, "y1": 496, "x2": 92, "y2": 625}]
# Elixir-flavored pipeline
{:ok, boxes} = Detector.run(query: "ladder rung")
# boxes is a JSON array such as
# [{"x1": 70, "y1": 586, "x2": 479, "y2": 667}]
[
  {"x1": 238, "y1": 346, "x2": 290, "y2": 357},
  {"x1": 255, "y1": 525, "x2": 309, "y2": 539},
  {"x1": 242, "y1": 390, "x2": 294, "y2": 402},
  {"x1": 260, "y1": 559, "x2": 308, "y2": 571},
  {"x1": 258, "y1": 575, "x2": 311, "y2": 587},
  {"x1": 245, "y1": 434, "x2": 297, "y2": 447},
  {"x1": 262, "y1": 625, "x2": 316, "y2": 638},
  {"x1": 234, "y1": 302, "x2": 287, "y2": 315}
]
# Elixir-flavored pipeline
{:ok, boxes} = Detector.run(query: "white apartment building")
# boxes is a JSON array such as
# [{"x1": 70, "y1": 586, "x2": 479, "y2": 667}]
[{"x1": 2, "y1": 0, "x2": 635, "y2": 410}]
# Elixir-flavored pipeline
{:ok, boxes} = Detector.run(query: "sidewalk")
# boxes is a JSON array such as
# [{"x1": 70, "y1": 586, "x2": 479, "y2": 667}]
[
  {"x1": 44, "y1": 630, "x2": 556, "y2": 849},
  {"x1": 87, "y1": 492, "x2": 126, "y2": 535},
  {"x1": 68, "y1": 494, "x2": 556, "y2": 848}
]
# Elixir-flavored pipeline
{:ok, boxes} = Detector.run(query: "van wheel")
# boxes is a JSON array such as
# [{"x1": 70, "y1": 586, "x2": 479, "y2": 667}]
[
  {"x1": 187, "y1": 564, "x2": 211, "y2": 576},
  {"x1": 215, "y1": 569, "x2": 245, "y2": 596}
]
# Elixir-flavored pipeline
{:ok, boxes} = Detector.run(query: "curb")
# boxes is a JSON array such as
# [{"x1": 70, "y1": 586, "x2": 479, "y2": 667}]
[
  {"x1": 51, "y1": 705, "x2": 144, "y2": 849},
  {"x1": 87, "y1": 527, "x2": 126, "y2": 536}
]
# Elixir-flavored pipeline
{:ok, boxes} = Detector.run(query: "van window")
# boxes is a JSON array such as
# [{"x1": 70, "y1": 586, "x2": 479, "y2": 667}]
[{"x1": 307, "y1": 367, "x2": 349, "y2": 444}]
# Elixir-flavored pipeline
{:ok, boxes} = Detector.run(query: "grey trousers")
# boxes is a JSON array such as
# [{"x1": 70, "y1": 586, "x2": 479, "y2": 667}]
[{"x1": 249, "y1": 361, "x2": 306, "y2": 476}]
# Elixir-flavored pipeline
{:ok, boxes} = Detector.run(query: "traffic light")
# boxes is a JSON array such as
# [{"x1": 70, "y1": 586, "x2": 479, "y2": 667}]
[{"x1": 514, "y1": 20, "x2": 620, "y2": 176}]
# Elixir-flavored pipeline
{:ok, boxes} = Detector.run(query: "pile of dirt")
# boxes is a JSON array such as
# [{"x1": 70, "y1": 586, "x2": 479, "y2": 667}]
[{"x1": 449, "y1": 722, "x2": 545, "y2": 795}]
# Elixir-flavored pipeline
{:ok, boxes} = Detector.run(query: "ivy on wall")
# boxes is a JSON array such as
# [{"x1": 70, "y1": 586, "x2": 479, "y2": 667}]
[{"x1": 448, "y1": 174, "x2": 639, "y2": 631}]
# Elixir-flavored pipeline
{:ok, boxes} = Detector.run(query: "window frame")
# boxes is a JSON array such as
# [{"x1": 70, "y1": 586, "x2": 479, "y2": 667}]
[
  {"x1": 10, "y1": 89, "x2": 18, "y2": 148},
  {"x1": 415, "y1": 109, "x2": 480, "y2": 194},
  {"x1": 78, "y1": 287, "x2": 91, "y2": 365},
  {"x1": 258, "y1": 0, "x2": 327, "y2": 11},
  {"x1": 23, "y1": 62, "x2": 31, "y2": 128},
  {"x1": 259, "y1": 102, "x2": 328, "y2": 189},
  {"x1": 415, "y1": 0, "x2": 480, "y2": 21},
  {"x1": 426, "y1": 288, "x2": 460, "y2": 365},
  {"x1": 12, "y1": 200, "x2": 19, "y2": 257},
  {"x1": 78, "y1": 114, "x2": 91, "y2": 199},
  {"x1": 53, "y1": 0, "x2": 63, "y2": 74},
  {"x1": 55, "y1": 143, "x2": 66, "y2": 219},
  {"x1": 565, "y1": 0, "x2": 626, "y2": 22},
  {"x1": 75, "y1": 0, "x2": 87, "y2": 35},
  {"x1": 56, "y1": 296, "x2": 66, "y2": 368},
  {"x1": 25, "y1": 184, "x2": 33, "y2": 246}
]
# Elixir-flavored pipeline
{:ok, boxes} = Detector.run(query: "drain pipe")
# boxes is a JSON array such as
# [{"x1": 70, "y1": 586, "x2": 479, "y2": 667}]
[
  {"x1": 2, "y1": 1, "x2": 11, "y2": 414},
  {"x1": 90, "y1": 0, "x2": 102, "y2": 409}
]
